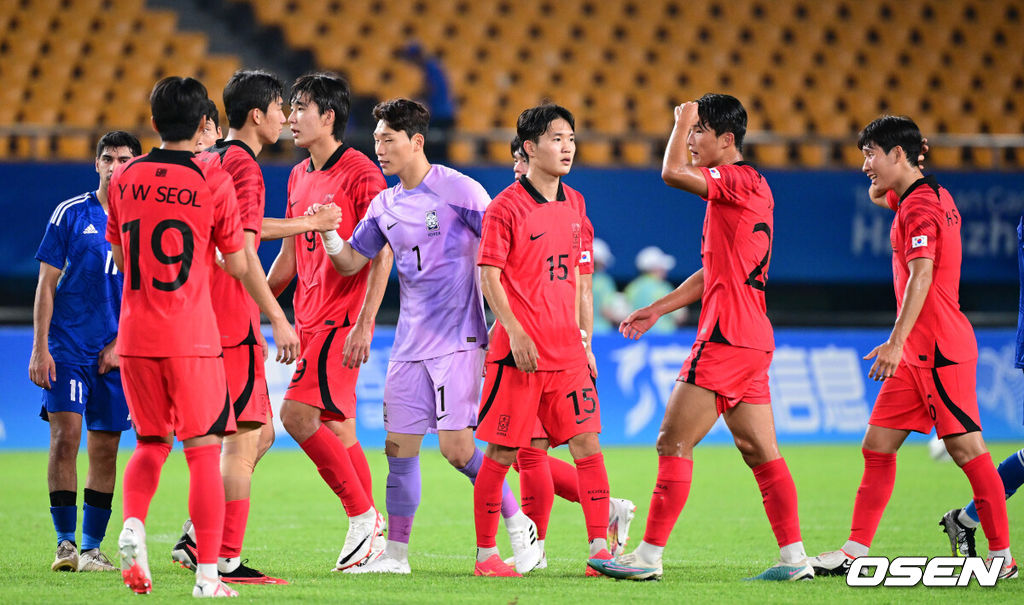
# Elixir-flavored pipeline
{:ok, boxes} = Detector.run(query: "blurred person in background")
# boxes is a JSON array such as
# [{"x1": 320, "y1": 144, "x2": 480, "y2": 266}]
[
  {"x1": 591, "y1": 238, "x2": 627, "y2": 334},
  {"x1": 30, "y1": 131, "x2": 141, "y2": 574},
  {"x1": 195, "y1": 98, "x2": 222, "y2": 152},
  {"x1": 624, "y1": 246, "x2": 687, "y2": 333},
  {"x1": 399, "y1": 42, "x2": 455, "y2": 161}
]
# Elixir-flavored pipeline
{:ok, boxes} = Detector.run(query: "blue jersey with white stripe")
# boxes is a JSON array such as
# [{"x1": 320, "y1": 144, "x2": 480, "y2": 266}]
[{"x1": 35, "y1": 191, "x2": 122, "y2": 364}]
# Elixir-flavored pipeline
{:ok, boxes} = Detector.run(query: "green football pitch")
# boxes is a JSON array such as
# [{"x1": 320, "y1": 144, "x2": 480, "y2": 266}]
[{"x1": 3, "y1": 444, "x2": 1022, "y2": 603}]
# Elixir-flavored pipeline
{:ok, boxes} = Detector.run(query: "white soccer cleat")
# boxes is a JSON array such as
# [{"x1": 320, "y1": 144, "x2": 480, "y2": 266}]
[
  {"x1": 118, "y1": 518, "x2": 152, "y2": 594},
  {"x1": 343, "y1": 553, "x2": 411, "y2": 575},
  {"x1": 608, "y1": 497, "x2": 636, "y2": 557},
  {"x1": 507, "y1": 517, "x2": 543, "y2": 574},
  {"x1": 51, "y1": 539, "x2": 78, "y2": 572},
  {"x1": 809, "y1": 549, "x2": 854, "y2": 577},
  {"x1": 193, "y1": 573, "x2": 239, "y2": 597},
  {"x1": 334, "y1": 508, "x2": 382, "y2": 571},
  {"x1": 587, "y1": 550, "x2": 663, "y2": 581},
  {"x1": 505, "y1": 552, "x2": 547, "y2": 570},
  {"x1": 77, "y1": 548, "x2": 116, "y2": 572}
]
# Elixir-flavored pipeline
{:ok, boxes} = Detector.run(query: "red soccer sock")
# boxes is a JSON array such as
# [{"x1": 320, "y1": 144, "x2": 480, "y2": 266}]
[
  {"x1": 219, "y1": 498, "x2": 250, "y2": 559},
  {"x1": 184, "y1": 444, "x2": 226, "y2": 566},
  {"x1": 752, "y1": 457, "x2": 802, "y2": 547},
  {"x1": 122, "y1": 440, "x2": 172, "y2": 522},
  {"x1": 963, "y1": 452, "x2": 1010, "y2": 551},
  {"x1": 549, "y1": 455, "x2": 581, "y2": 503},
  {"x1": 299, "y1": 425, "x2": 371, "y2": 517},
  {"x1": 348, "y1": 442, "x2": 374, "y2": 506},
  {"x1": 473, "y1": 455, "x2": 511, "y2": 549},
  {"x1": 848, "y1": 448, "x2": 897, "y2": 548},
  {"x1": 574, "y1": 452, "x2": 610, "y2": 542},
  {"x1": 517, "y1": 447, "x2": 554, "y2": 540},
  {"x1": 642, "y1": 456, "x2": 693, "y2": 547}
]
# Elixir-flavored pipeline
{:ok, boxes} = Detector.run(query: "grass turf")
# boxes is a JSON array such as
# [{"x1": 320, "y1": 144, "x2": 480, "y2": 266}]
[{"x1": 3, "y1": 444, "x2": 1023, "y2": 603}]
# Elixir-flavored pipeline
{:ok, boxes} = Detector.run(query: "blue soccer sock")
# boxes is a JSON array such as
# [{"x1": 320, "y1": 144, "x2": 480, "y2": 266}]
[
  {"x1": 81, "y1": 489, "x2": 114, "y2": 551},
  {"x1": 963, "y1": 448, "x2": 1024, "y2": 524},
  {"x1": 49, "y1": 490, "x2": 77, "y2": 546}
]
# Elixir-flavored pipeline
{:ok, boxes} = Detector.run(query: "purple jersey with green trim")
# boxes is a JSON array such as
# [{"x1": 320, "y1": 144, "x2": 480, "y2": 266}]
[{"x1": 349, "y1": 164, "x2": 489, "y2": 361}]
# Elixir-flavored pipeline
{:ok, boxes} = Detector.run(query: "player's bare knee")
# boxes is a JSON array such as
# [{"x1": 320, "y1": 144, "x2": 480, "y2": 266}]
[
  {"x1": 655, "y1": 431, "x2": 691, "y2": 458},
  {"x1": 441, "y1": 445, "x2": 473, "y2": 468},
  {"x1": 485, "y1": 442, "x2": 518, "y2": 466},
  {"x1": 568, "y1": 432, "x2": 601, "y2": 459},
  {"x1": 945, "y1": 432, "x2": 988, "y2": 467}
]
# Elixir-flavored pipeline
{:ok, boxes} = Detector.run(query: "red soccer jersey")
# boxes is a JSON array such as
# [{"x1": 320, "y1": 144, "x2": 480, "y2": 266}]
[
  {"x1": 287, "y1": 146, "x2": 386, "y2": 334},
  {"x1": 885, "y1": 176, "x2": 977, "y2": 366},
  {"x1": 479, "y1": 177, "x2": 588, "y2": 370},
  {"x1": 696, "y1": 162, "x2": 774, "y2": 351},
  {"x1": 105, "y1": 148, "x2": 244, "y2": 357},
  {"x1": 580, "y1": 215, "x2": 594, "y2": 276},
  {"x1": 198, "y1": 140, "x2": 264, "y2": 347}
]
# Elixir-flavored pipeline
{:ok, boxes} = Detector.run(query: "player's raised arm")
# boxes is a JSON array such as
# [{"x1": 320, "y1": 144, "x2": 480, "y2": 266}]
[
  {"x1": 262, "y1": 203, "x2": 341, "y2": 241},
  {"x1": 480, "y1": 264, "x2": 538, "y2": 372},
  {"x1": 620, "y1": 268, "x2": 704, "y2": 340},
  {"x1": 661, "y1": 102, "x2": 710, "y2": 198}
]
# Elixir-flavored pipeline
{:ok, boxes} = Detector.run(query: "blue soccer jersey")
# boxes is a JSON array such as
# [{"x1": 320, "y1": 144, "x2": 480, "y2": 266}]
[{"x1": 35, "y1": 191, "x2": 122, "y2": 365}]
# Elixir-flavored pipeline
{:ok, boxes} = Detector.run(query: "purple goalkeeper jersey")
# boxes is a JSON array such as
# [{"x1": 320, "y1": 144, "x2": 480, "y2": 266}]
[{"x1": 350, "y1": 164, "x2": 490, "y2": 361}]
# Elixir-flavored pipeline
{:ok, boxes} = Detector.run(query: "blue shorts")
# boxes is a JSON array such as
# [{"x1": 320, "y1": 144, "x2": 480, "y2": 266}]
[{"x1": 40, "y1": 362, "x2": 131, "y2": 432}]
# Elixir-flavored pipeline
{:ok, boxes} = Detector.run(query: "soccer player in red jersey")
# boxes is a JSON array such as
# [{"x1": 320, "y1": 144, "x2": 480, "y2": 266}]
[
  {"x1": 106, "y1": 76, "x2": 245, "y2": 597},
  {"x1": 588, "y1": 94, "x2": 811, "y2": 582},
  {"x1": 507, "y1": 136, "x2": 636, "y2": 563},
  {"x1": 473, "y1": 104, "x2": 612, "y2": 577},
  {"x1": 170, "y1": 69, "x2": 313, "y2": 584},
  {"x1": 810, "y1": 116, "x2": 1016, "y2": 579},
  {"x1": 266, "y1": 72, "x2": 391, "y2": 570}
]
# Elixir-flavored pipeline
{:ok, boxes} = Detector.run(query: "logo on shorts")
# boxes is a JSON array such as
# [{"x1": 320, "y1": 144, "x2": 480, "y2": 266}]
[
  {"x1": 497, "y1": 414, "x2": 511, "y2": 436},
  {"x1": 912, "y1": 235, "x2": 928, "y2": 248},
  {"x1": 425, "y1": 210, "x2": 439, "y2": 231}
]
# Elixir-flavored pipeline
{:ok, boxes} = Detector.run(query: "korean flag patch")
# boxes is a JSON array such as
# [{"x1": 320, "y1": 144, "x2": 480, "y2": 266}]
[
  {"x1": 581, "y1": 250, "x2": 591, "y2": 263},
  {"x1": 911, "y1": 235, "x2": 928, "y2": 248},
  {"x1": 708, "y1": 167, "x2": 721, "y2": 179}
]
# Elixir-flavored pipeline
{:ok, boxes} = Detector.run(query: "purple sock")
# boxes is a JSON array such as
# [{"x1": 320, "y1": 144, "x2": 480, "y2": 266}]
[
  {"x1": 386, "y1": 456, "x2": 420, "y2": 544},
  {"x1": 458, "y1": 448, "x2": 520, "y2": 518}
]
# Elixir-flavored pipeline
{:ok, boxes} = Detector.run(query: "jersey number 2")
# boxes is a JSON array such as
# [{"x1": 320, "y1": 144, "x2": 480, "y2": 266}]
[{"x1": 745, "y1": 222, "x2": 772, "y2": 291}]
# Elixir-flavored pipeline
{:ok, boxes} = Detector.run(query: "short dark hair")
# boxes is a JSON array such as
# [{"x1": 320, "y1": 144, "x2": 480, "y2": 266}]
[
  {"x1": 150, "y1": 76, "x2": 209, "y2": 142},
  {"x1": 517, "y1": 104, "x2": 575, "y2": 144},
  {"x1": 223, "y1": 69, "x2": 284, "y2": 129},
  {"x1": 290, "y1": 72, "x2": 351, "y2": 142},
  {"x1": 95, "y1": 130, "x2": 141, "y2": 158},
  {"x1": 372, "y1": 98, "x2": 430, "y2": 139},
  {"x1": 203, "y1": 98, "x2": 220, "y2": 131},
  {"x1": 857, "y1": 115, "x2": 923, "y2": 166},
  {"x1": 695, "y1": 93, "x2": 747, "y2": 152},
  {"x1": 510, "y1": 135, "x2": 525, "y2": 158}
]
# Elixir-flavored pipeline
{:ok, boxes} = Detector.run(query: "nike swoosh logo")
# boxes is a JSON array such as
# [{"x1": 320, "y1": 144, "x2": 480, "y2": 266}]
[
  {"x1": 530, "y1": 232, "x2": 545, "y2": 240},
  {"x1": 436, "y1": 414, "x2": 449, "y2": 422},
  {"x1": 576, "y1": 418, "x2": 590, "y2": 424},
  {"x1": 337, "y1": 536, "x2": 369, "y2": 565},
  {"x1": 386, "y1": 222, "x2": 398, "y2": 230}
]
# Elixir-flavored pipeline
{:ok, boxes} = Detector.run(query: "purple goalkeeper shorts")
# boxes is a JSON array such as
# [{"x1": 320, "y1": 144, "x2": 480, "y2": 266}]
[{"x1": 382, "y1": 348, "x2": 485, "y2": 434}]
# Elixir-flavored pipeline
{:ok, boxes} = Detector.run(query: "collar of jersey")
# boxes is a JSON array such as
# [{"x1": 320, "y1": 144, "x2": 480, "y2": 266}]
[
  {"x1": 217, "y1": 138, "x2": 256, "y2": 160},
  {"x1": 518, "y1": 175, "x2": 566, "y2": 204},
  {"x1": 898, "y1": 174, "x2": 939, "y2": 205},
  {"x1": 307, "y1": 144, "x2": 346, "y2": 172}
]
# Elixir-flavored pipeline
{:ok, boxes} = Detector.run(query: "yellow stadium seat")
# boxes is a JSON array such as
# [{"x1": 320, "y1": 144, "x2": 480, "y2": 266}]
[
  {"x1": 750, "y1": 143, "x2": 790, "y2": 168},
  {"x1": 56, "y1": 134, "x2": 93, "y2": 159},
  {"x1": 577, "y1": 140, "x2": 614, "y2": 166},
  {"x1": 448, "y1": 139, "x2": 477, "y2": 165},
  {"x1": 621, "y1": 140, "x2": 651, "y2": 166}
]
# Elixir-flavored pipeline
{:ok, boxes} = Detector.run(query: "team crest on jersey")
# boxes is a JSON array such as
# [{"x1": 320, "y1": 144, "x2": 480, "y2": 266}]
[
  {"x1": 425, "y1": 210, "x2": 439, "y2": 233},
  {"x1": 322, "y1": 193, "x2": 335, "y2": 205}
]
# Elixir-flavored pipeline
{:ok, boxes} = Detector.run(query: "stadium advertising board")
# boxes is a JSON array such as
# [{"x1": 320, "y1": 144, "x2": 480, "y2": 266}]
[{"x1": 2, "y1": 327, "x2": 1021, "y2": 449}]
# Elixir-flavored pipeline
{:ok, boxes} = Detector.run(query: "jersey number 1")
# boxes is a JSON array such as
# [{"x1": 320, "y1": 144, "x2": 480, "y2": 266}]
[{"x1": 122, "y1": 219, "x2": 195, "y2": 291}]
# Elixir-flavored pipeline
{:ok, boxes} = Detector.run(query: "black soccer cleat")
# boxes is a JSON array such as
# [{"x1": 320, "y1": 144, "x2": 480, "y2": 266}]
[{"x1": 220, "y1": 560, "x2": 289, "y2": 585}]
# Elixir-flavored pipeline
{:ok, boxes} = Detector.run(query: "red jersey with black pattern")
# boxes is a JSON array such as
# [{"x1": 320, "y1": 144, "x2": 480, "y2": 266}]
[
  {"x1": 885, "y1": 176, "x2": 977, "y2": 367},
  {"x1": 287, "y1": 145, "x2": 386, "y2": 334},
  {"x1": 478, "y1": 177, "x2": 588, "y2": 370},
  {"x1": 197, "y1": 140, "x2": 264, "y2": 347},
  {"x1": 696, "y1": 162, "x2": 774, "y2": 352},
  {"x1": 105, "y1": 148, "x2": 244, "y2": 357}
]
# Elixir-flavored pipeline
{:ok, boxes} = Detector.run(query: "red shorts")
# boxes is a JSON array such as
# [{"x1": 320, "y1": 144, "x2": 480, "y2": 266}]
[
  {"x1": 285, "y1": 326, "x2": 360, "y2": 421},
  {"x1": 223, "y1": 335, "x2": 270, "y2": 425},
  {"x1": 678, "y1": 341, "x2": 772, "y2": 415},
  {"x1": 120, "y1": 355, "x2": 235, "y2": 441},
  {"x1": 477, "y1": 363, "x2": 600, "y2": 448},
  {"x1": 869, "y1": 360, "x2": 981, "y2": 438}
]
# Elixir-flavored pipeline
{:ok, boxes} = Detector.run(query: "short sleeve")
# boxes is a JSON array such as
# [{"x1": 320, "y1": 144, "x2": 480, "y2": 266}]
[
  {"x1": 901, "y1": 201, "x2": 941, "y2": 262},
  {"x1": 349, "y1": 196, "x2": 387, "y2": 259},
  {"x1": 700, "y1": 164, "x2": 756, "y2": 206},
  {"x1": 36, "y1": 206, "x2": 70, "y2": 269},
  {"x1": 106, "y1": 172, "x2": 123, "y2": 246},
  {"x1": 350, "y1": 164, "x2": 387, "y2": 222},
  {"x1": 579, "y1": 215, "x2": 594, "y2": 275},
  {"x1": 450, "y1": 177, "x2": 490, "y2": 237},
  {"x1": 229, "y1": 155, "x2": 264, "y2": 233},
  {"x1": 477, "y1": 201, "x2": 512, "y2": 269},
  {"x1": 211, "y1": 170, "x2": 244, "y2": 255},
  {"x1": 885, "y1": 190, "x2": 900, "y2": 211}
]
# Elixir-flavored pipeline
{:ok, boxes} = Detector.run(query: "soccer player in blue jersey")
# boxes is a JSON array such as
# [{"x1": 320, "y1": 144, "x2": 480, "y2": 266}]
[
  {"x1": 317, "y1": 98, "x2": 541, "y2": 574},
  {"x1": 29, "y1": 131, "x2": 141, "y2": 572}
]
